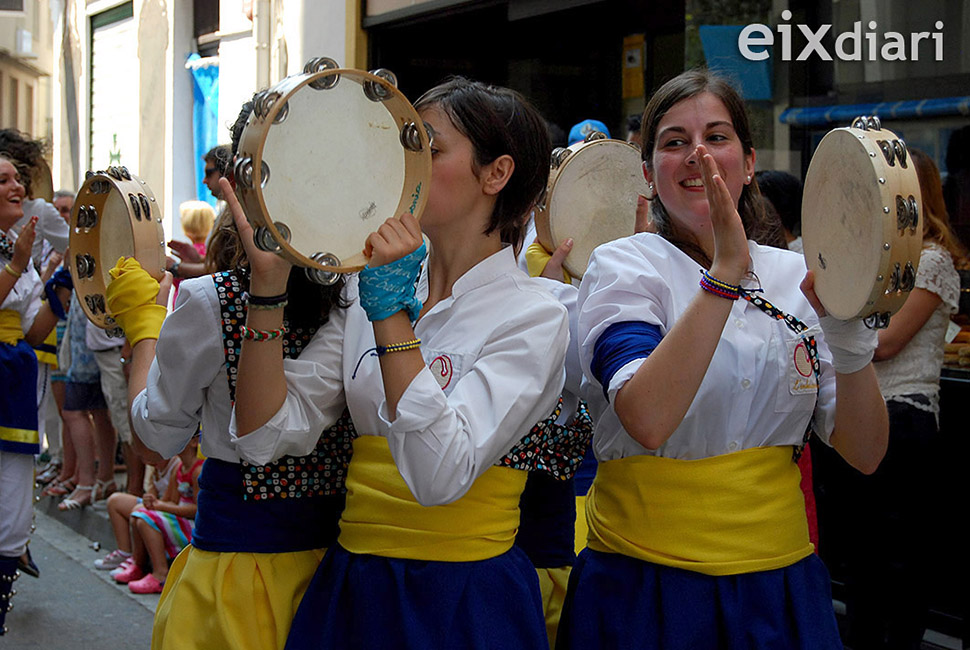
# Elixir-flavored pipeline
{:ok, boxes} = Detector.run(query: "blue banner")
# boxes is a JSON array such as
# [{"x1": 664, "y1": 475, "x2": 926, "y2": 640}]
[{"x1": 187, "y1": 53, "x2": 220, "y2": 206}]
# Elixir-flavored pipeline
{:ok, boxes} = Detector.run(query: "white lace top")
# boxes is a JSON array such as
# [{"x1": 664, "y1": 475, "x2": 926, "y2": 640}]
[{"x1": 874, "y1": 243, "x2": 959, "y2": 414}]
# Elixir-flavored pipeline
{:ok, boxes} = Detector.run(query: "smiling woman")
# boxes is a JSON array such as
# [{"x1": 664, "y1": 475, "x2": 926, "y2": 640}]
[
  {"x1": 0, "y1": 154, "x2": 72, "y2": 636},
  {"x1": 556, "y1": 70, "x2": 891, "y2": 649}
]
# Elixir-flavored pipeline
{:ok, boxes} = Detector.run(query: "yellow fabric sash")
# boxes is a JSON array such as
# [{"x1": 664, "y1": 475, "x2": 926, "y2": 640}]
[
  {"x1": 339, "y1": 436, "x2": 526, "y2": 561},
  {"x1": 34, "y1": 327, "x2": 58, "y2": 366},
  {"x1": 0, "y1": 309, "x2": 24, "y2": 345},
  {"x1": 586, "y1": 446, "x2": 813, "y2": 576}
]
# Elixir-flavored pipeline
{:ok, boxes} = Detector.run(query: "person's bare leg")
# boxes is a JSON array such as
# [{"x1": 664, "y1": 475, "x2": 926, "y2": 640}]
[
  {"x1": 121, "y1": 442, "x2": 145, "y2": 497},
  {"x1": 60, "y1": 409, "x2": 95, "y2": 507},
  {"x1": 133, "y1": 517, "x2": 169, "y2": 580},
  {"x1": 51, "y1": 381, "x2": 76, "y2": 483},
  {"x1": 90, "y1": 409, "x2": 117, "y2": 487},
  {"x1": 107, "y1": 493, "x2": 140, "y2": 553}
]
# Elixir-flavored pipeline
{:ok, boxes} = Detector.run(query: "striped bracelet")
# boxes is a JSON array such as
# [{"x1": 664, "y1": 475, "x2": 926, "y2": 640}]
[
  {"x1": 241, "y1": 325, "x2": 288, "y2": 342},
  {"x1": 699, "y1": 270, "x2": 741, "y2": 300},
  {"x1": 376, "y1": 338, "x2": 421, "y2": 356}
]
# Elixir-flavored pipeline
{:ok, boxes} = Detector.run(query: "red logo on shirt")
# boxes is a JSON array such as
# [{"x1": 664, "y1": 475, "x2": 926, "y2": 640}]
[
  {"x1": 429, "y1": 355, "x2": 453, "y2": 390},
  {"x1": 793, "y1": 342, "x2": 813, "y2": 378}
]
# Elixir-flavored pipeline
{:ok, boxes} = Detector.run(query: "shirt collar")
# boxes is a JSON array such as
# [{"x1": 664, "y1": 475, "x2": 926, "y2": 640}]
[{"x1": 416, "y1": 244, "x2": 519, "y2": 302}]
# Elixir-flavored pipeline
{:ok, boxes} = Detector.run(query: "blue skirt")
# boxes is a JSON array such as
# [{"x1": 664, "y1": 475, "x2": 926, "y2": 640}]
[
  {"x1": 557, "y1": 549, "x2": 841, "y2": 650},
  {"x1": 0, "y1": 339, "x2": 39, "y2": 455},
  {"x1": 285, "y1": 544, "x2": 548, "y2": 650}
]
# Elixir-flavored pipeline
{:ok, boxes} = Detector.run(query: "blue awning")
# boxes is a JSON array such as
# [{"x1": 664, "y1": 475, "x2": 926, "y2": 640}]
[{"x1": 779, "y1": 96, "x2": 970, "y2": 127}]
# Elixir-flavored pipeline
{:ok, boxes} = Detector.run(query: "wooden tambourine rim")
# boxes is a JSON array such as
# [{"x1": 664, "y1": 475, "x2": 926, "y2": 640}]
[
  {"x1": 534, "y1": 138, "x2": 646, "y2": 278},
  {"x1": 802, "y1": 125, "x2": 922, "y2": 321},
  {"x1": 236, "y1": 68, "x2": 432, "y2": 274},
  {"x1": 68, "y1": 169, "x2": 166, "y2": 330}
]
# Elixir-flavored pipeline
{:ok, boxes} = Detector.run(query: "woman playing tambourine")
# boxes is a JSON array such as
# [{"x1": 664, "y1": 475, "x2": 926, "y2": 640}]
[{"x1": 556, "y1": 70, "x2": 889, "y2": 649}]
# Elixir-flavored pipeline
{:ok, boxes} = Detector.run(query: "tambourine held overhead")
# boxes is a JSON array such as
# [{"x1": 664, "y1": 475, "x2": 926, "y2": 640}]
[
  {"x1": 235, "y1": 57, "x2": 433, "y2": 284},
  {"x1": 534, "y1": 132, "x2": 648, "y2": 279},
  {"x1": 68, "y1": 167, "x2": 166, "y2": 335},
  {"x1": 801, "y1": 115, "x2": 922, "y2": 328}
]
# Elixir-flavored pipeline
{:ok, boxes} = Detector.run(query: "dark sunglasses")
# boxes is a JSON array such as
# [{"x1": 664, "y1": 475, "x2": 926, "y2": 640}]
[{"x1": 204, "y1": 167, "x2": 219, "y2": 177}]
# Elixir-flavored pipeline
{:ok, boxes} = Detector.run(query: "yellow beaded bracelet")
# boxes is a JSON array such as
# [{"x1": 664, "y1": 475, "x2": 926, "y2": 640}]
[{"x1": 376, "y1": 338, "x2": 421, "y2": 356}]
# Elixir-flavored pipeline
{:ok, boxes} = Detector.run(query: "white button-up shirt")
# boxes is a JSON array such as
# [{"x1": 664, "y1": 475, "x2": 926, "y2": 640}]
[
  {"x1": 231, "y1": 246, "x2": 569, "y2": 506},
  {"x1": 578, "y1": 233, "x2": 836, "y2": 462}
]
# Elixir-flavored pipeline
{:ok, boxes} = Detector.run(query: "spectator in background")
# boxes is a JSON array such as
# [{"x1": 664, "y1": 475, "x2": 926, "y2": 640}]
[
  {"x1": 567, "y1": 119, "x2": 610, "y2": 146},
  {"x1": 167, "y1": 147, "x2": 231, "y2": 282},
  {"x1": 756, "y1": 170, "x2": 805, "y2": 253},
  {"x1": 167, "y1": 200, "x2": 215, "y2": 297}
]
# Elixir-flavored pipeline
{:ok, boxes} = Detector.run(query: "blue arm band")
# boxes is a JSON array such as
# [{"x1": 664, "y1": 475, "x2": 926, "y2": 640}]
[
  {"x1": 590, "y1": 321, "x2": 663, "y2": 401},
  {"x1": 44, "y1": 267, "x2": 73, "y2": 321}
]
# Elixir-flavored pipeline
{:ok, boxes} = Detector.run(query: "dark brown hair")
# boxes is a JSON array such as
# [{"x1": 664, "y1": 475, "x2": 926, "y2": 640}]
[
  {"x1": 0, "y1": 129, "x2": 46, "y2": 198},
  {"x1": 640, "y1": 69, "x2": 772, "y2": 266},
  {"x1": 414, "y1": 77, "x2": 551, "y2": 251}
]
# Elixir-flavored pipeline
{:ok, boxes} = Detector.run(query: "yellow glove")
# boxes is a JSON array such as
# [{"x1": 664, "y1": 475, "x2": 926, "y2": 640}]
[
  {"x1": 106, "y1": 257, "x2": 167, "y2": 346},
  {"x1": 525, "y1": 241, "x2": 572, "y2": 284}
]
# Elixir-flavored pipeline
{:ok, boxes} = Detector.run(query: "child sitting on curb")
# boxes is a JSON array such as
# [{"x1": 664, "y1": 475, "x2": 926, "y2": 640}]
[{"x1": 112, "y1": 435, "x2": 202, "y2": 593}]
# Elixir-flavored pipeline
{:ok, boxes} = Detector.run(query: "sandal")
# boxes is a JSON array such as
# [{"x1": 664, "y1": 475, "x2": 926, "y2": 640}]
[
  {"x1": 35, "y1": 461, "x2": 63, "y2": 485},
  {"x1": 93, "y1": 479, "x2": 118, "y2": 503},
  {"x1": 57, "y1": 485, "x2": 94, "y2": 511},
  {"x1": 42, "y1": 479, "x2": 75, "y2": 498}
]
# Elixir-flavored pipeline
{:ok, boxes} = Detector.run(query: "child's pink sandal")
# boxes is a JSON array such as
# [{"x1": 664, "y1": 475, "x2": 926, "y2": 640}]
[{"x1": 128, "y1": 573, "x2": 165, "y2": 594}]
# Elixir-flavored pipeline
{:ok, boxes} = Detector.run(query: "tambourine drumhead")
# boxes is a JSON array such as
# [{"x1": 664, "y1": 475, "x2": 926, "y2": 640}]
[
  {"x1": 68, "y1": 167, "x2": 166, "y2": 331},
  {"x1": 236, "y1": 66, "x2": 432, "y2": 275},
  {"x1": 534, "y1": 138, "x2": 648, "y2": 278},
  {"x1": 31, "y1": 157, "x2": 53, "y2": 202},
  {"x1": 802, "y1": 123, "x2": 923, "y2": 322}
]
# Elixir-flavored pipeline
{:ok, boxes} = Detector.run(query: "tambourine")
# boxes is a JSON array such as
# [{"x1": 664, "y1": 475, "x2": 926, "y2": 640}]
[
  {"x1": 802, "y1": 116, "x2": 923, "y2": 327},
  {"x1": 234, "y1": 57, "x2": 432, "y2": 284},
  {"x1": 534, "y1": 132, "x2": 648, "y2": 278},
  {"x1": 68, "y1": 166, "x2": 166, "y2": 333}
]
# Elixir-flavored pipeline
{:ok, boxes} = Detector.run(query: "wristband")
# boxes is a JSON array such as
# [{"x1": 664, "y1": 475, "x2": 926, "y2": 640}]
[
  {"x1": 106, "y1": 257, "x2": 167, "y2": 345},
  {"x1": 818, "y1": 314, "x2": 878, "y2": 374},
  {"x1": 358, "y1": 242, "x2": 426, "y2": 322},
  {"x1": 241, "y1": 325, "x2": 288, "y2": 341},
  {"x1": 699, "y1": 270, "x2": 741, "y2": 300},
  {"x1": 245, "y1": 292, "x2": 289, "y2": 308},
  {"x1": 376, "y1": 338, "x2": 421, "y2": 356},
  {"x1": 3, "y1": 263, "x2": 22, "y2": 278}
]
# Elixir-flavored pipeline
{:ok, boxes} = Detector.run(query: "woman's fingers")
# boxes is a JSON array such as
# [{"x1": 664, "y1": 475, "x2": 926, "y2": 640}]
[
  {"x1": 799, "y1": 271, "x2": 827, "y2": 317},
  {"x1": 367, "y1": 216, "x2": 423, "y2": 267},
  {"x1": 219, "y1": 177, "x2": 290, "y2": 286},
  {"x1": 156, "y1": 271, "x2": 174, "y2": 307}
]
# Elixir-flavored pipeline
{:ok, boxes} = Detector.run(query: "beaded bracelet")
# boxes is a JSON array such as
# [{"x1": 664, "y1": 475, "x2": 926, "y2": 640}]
[
  {"x1": 240, "y1": 324, "x2": 288, "y2": 342},
  {"x1": 3, "y1": 263, "x2": 23, "y2": 278},
  {"x1": 245, "y1": 291, "x2": 289, "y2": 307},
  {"x1": 376, "y1": 338, "x2": 421, "y2": 356},
  {"x1": 699, "y1": 270, "x2": 741, "y2": 300}
]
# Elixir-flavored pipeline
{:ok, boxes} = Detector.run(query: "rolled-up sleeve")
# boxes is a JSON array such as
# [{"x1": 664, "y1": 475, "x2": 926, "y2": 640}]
[
  {"x1": 383, "y1": 296, "x2": 569, "y2": 506},
  {"x1": 230, "y1": 304, "x2": 349, "y2": 466},
  {"x1": 578, "y1": 239, "x2": 670, "y2": 400},
  {"x1": 130, "y1": 279, "x2": 222, "y2": 458}
]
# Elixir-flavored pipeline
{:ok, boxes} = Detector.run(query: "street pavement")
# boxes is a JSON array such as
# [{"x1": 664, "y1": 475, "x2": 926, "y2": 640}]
[{"x1": 2, "y1": 509, "x2": 155, "y2": 649}]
